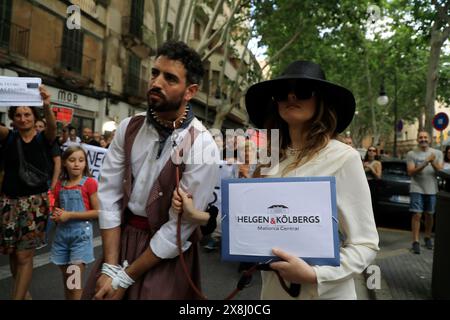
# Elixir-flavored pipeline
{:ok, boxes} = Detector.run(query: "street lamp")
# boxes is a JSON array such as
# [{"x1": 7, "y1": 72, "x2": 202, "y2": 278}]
[
  {"x1": 376, "y1": 83, "x2": 389, "y2": 106},
  {"x1": 377, "y1": 73, "x2": 398, "y2": 158}
]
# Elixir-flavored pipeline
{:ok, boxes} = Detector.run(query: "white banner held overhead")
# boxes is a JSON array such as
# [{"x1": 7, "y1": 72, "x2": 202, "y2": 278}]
[{"x1": 0, "y1": 77, "x2": 43, "y2": 107}]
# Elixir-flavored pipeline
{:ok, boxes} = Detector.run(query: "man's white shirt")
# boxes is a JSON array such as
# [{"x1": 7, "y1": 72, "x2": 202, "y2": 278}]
[{"x1": 97, "y1": 113, "x2": 219, "y2": 259}]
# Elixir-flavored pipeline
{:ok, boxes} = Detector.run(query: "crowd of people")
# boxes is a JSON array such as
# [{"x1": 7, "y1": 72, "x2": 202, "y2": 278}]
[{"x1": 0, "y1": 39, "x2": 447, "y2": 301}]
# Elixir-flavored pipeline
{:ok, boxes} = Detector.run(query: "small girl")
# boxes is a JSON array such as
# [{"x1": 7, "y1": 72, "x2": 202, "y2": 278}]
[{"x1": 50, "y1": 146, "x2": 99, "y2": 300}]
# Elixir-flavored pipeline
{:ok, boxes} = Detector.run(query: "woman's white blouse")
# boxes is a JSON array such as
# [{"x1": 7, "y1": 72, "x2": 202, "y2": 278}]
[{"x1": 261, "y1": 139, "x2": 379, "y2": 300}]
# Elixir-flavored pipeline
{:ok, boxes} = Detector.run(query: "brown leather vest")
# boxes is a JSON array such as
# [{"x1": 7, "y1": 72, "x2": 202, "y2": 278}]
[{"x1": 121, "y1": 115, "x2": 200, "y2": 240}]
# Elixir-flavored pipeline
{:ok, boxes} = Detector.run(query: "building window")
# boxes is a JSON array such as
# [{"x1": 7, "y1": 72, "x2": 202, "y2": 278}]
[
  {"x1": 130, "y1": 0, "x2": 144, "y2": 39},
  {"x1": 194, "y1": 21, "x2": 201, "y2": 40},
  {"x1": 61, "y1": 28, "x2": 84, "y2": 73},
  {"x1": 167, "y1": 23, "x2": 174, "y2": 40},
  {"x1": 71, "y1": 116, "x2": 94, "y2": 138},
  {"x1": 0, "y1": 0, "x2": 12, "y2": 47},
  {"x1": 126, "y1": 53, "x2": 141, "y2": 96}
]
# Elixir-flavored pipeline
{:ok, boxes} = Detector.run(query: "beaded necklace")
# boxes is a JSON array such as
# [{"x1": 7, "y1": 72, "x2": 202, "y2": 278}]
[{"x1": 149, "y1": 105, "x2": 190, "y2": 129}]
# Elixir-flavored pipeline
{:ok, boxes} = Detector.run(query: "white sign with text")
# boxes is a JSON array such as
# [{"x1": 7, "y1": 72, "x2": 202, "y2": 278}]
[
  {"x1": 81, "y1": 143, "x2": 107, "y2": 181},
  {"x1": 222, "y1": 177, "x2": 340, "y2": 266},
  {"x1": 0, "y1": 76, "x2": 43, "y2": 107}
]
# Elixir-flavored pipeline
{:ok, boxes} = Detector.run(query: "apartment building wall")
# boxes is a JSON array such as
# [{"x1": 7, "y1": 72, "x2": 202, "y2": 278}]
[{"x1": 1, "y1": 0, "x2": 260, "y2": 131}]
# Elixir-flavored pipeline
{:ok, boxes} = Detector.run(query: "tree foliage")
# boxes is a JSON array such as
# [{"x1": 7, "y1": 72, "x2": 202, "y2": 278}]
[{"x1": 251, "y1": 0, "x2": 450, "y2": 147}]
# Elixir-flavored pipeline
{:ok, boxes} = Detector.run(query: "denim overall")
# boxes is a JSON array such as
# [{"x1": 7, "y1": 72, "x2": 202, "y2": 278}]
[{"x1": 50, "y1": 176, "x2": 94, "y2": 265}]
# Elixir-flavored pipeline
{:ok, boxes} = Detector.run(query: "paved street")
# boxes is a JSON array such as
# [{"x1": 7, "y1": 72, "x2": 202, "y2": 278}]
[
  {"x1": 372, "y1": 227, "x2": 434, "y2": 300},
  {"x1": 0, "y1": 224, "x2": 436, "y2": 300},
  {"x1": 0, "y1": 223, "x2": 261, "y2": 300}
]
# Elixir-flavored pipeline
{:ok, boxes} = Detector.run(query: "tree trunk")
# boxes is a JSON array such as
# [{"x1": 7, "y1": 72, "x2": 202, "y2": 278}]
[
  {"x1": 424, "y1": 32, "x2": 441, "y2": 141},
  {"x1": 161, "y1": 0, "x2": 170, "y2": 39},
  {"x1": 364, "y1": 52, "x2": 378, "y2": 145},
  {"x1": 152, "y1": 0, "x2": 163, "y2": 47},
  {"x1": 424, "y1": 1, "x2": 450, "y2": 144},
  {"x1": 212, "y1": 102, "x2": 234, "y2": 129},
  {"x1": 172, "y1": 0, "x2": 186, "y2": 41},
  {"x1": 196, "y1": 0, "x2": 225, "y2": 56},
  {"x1": 260, "y1": 28, "x2": 301, "y2": 75},
  {"x1": 181, "y1": 0, "x2": 197, "y2": 43}
]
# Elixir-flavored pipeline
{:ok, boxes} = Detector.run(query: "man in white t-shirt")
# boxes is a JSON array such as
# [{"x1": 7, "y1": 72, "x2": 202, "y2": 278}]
[{"x1": 406, "y1": 131, "x2": 443, "y2": 254}]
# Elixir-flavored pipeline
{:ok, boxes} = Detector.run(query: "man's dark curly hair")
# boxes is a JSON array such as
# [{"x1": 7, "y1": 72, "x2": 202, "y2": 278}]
[{"x1": 156, "y1": 40, "x2": 204, "y2": 85}]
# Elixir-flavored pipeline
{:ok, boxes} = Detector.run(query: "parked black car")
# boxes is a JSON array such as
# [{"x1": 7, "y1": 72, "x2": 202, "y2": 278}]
[
  {"x1": 371, "y1": 160, "x2": 447, "y2": 228},
  {"x1": 371, "y1": 160, "x2": 411, "y2": 225}
]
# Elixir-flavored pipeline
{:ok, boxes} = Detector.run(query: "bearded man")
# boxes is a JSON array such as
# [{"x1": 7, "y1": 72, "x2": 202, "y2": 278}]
[{"x1": 82, "y1": 41, "x2": 219, "y2": 299}]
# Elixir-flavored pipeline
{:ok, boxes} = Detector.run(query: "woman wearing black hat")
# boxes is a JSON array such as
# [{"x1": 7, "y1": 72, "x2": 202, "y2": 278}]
[{"x1": 246, "y1": 61, "x2": 379, "y2": 299}]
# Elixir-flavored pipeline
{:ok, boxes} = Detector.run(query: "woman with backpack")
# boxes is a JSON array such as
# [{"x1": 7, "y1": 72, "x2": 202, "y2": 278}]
[{"x1": 0, "y1": 85, "x2": 56, "y2": 299}]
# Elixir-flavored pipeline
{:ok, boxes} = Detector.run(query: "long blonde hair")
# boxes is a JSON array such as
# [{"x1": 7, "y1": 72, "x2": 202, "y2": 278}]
[{"x1": 261, "y1": 94, "x2": 338, "y2": 176}]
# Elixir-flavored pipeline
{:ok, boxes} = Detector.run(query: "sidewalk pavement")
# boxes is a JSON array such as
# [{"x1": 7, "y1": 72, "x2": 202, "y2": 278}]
[
  {"x1": 366, "y1": 228, "x2": 434, "y2": 300},
  {"x1": 203, "y1": 229, "x2": 426, "y2": 301}
]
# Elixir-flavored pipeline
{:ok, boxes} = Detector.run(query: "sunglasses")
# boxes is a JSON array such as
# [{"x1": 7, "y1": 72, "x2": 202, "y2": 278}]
[
  {"x1": 368, "y1": 149, "x2": 377, "y2": 152},
  {"x1": 272, "y1": 81, "x2": 315, "y2": 102}
]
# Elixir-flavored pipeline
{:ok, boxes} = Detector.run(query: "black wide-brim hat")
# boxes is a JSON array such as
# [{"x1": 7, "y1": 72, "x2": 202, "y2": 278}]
[{"x1": 245, "y1": 60, "x2": 356, "y2": 133}]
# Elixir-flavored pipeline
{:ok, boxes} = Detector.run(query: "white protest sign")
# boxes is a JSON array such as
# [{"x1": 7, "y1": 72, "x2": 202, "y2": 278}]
[
  {"x1": 81, "y1": 143, "x2": 107, "y2": 180},
  {"x1": 222, "y1": 177, "x2": 339, "y2": 266},
  {"x1": 0, "y1": 76, "x2": 43, "y2": 107}
]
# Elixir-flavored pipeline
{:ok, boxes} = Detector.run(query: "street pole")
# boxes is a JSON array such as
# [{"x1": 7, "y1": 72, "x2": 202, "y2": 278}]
[
  {"x1": 105, "y1": 82, "x2": 111, "y2": 117},
  {"x1": 205, "y1": 90, "x2": 209, "y2": 125},
  {"x1": 393, "y1": 69, "x2": 398, "y2": 158}
]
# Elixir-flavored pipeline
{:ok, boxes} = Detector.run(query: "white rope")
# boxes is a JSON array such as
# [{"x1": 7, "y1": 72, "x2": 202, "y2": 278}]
[
  {"x1": 101, "y1": 261, "x2": 135, "y2": 290},
  {"x1": 101, "y1": 263, "x2": 121, "y2": 278}
]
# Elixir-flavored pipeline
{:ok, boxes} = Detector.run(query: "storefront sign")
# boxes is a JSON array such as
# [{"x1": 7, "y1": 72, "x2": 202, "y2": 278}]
[{"x1": 57, "y1": 90, "x2": 79, "y2": 105}]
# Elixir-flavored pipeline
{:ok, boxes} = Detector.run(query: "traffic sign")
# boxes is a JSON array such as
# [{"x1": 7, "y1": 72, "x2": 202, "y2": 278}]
[{"x1": 432, "y1": 112, "x2": 449, "y2": 131}]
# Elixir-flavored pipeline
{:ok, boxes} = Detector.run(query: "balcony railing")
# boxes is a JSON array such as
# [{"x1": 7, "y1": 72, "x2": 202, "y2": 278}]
[
  {"x1": 0, "y1": 19, "x2": 30, "y2": 57},
  {"x1": 54, "y1": 46, "x2": 96, "y2": 85},
  {"x1": 124, "y1": 73, "x2": 148, "y2": 100},
  {"x1": 121, "y1": 16, "x2": 156, "y2": 51},
  {"x1": 122, "y1": 16, "x2": 143, "y2": 39}
]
